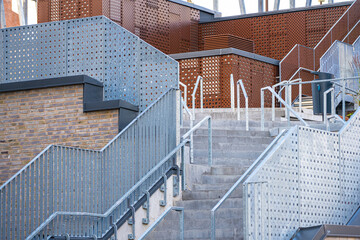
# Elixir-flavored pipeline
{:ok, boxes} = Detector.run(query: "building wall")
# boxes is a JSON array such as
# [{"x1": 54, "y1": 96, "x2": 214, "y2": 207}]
[
  {"x1": 37, "y1": 0, "x2": 201, "y2": 54},
  {"x1": 178, "y1": 54, "x2": 278, "y2": 108},
  {"x1": 3, "y1": 0, "x2": 19, "y2": 27},
  {"x1": 199, "y1": 4, "x2": 349, "y2": 60},
  {"x1": 0, "y1": 84, "x2": 119, "y2": 184}
]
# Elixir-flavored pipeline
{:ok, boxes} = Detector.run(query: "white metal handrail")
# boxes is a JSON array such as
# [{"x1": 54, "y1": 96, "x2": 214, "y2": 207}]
[
  {"x1": 182, "y1": 115, "x2": 212, "y2": 166},
  {"x1": 181, "y1": 98, "x2": 194, "y2": 163},
  {"x1": 323, "y1": 87, "x2": 335, "y2": 130},
  {"x1": 230, "y1": 74, "x2": 235, "y2": 110},
  {"x1": 261, "y1": 86, "x2": 309, "y2": 131},
  {"x1": 179, "y1": 82, "x2": 187, "y2": 107},
  {"x1": 237, "y1": 79, "x2": 249, "y2": 131},
  {"x1": 192, "y1": 76, "x2": 204, "y2": 118}
]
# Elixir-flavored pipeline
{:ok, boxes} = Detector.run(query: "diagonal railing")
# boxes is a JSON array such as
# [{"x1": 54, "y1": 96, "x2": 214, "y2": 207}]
[
  {"x1": 280, "y1": 0, "x2": 360, "y2": 82},
  {"x1": 0, "y1": 88, "x2": 178, "y2": 240}
]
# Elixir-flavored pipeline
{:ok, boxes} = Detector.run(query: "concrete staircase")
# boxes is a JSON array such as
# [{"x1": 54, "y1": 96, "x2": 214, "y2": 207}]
[{"x1": 145, "y1": 108, "x2": 292, "y2": 240}]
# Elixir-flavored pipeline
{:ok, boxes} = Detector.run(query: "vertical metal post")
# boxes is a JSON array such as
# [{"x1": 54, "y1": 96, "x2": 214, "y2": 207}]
[
  {"x1": 181, "y1": 145, "x2": 185, "y2": 191},
  {"x1": 261, "y1": 89, "x2": 265, "y2": 131},
  {"x1": 190, "y1": 115, "x2": 194, "y2": 164},
  {"x1": 213, "y1": 0, "x2": 218, "y2": 11},
  {"x1": 245, "y1": 96, "x2": 249, "y2": 131},
  {"x1": 211, "y1": 210, "x2": 216, "y2": 240},
  {"x1": 230, "y1": 74, "x2": 235, "y2": 111},
  {"x1": 331, "y1": 89, "x2": 335, "y2": 116},
  {"x1": 239, "y1": 0, "x2": 246, "y2": 14},
  {"x1": 180, "y1": 97, "x2": 183, "y2": 127},
  {"x1": 23, "y1": 0, "x2": 28, "y2": 25},
  {"x1": 200, "y1": 79, "x2": 203, "y2": 113},
  {"x1": 342, "y1": 79, "x2": 346, "y2": 121},
  {"x1": 272, "y1": 86, "x2": 275, "y2": 121},
  {"x1": 289, "y1": 0, "x2": 295, "y2": 8},
  {"x1": 17, "y1": 0, "x2": 25, "y2": 25},
  {"x1": 285, "y1": 84, "x2": 290, "y2": 126},
  {"x1": 237, "y1": 81, "x2": 241, "y2": 121},
  {"x1": 0, "y1": 0, "x2": 6, "y2": 28},
  {"x1": 273, "y1": 0, "x2": 280, "y2": 10},
  {"x1": 208, "y1": 117, "x2": 212, "y2": 166},
  {"x1": 306, "y1": 0, "x2": 312, "y2": 6},
  {"x1": 324, "y1": 91, "x2": 328, "y2": 130},
  {"x1": 258, "y1": 0, "x2": 264, "y2": 12},
  {"x1": 299, "y1": 80, "x2": 302, "y2": 113}
]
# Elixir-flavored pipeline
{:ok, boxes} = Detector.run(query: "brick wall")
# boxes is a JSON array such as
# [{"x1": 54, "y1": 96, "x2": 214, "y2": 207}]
[
  {"x1": 200, "y1": 4, "x2": 349, "y2": 60},
  {"x1": 178, "y1": 54, "x2": 278, "y2": 108},
  {"x1": 0, "y1": 84, "x2": 119, "y2": 184},
  {"x1": 4, "y1": 0, "x2": 20, "y2": 27},
  {"x1": 37, "y1": 0, "x2": 202, "y2": 54}
]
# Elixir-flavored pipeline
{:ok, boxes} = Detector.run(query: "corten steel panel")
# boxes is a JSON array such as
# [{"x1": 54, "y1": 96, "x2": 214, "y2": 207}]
[
  {"x1": 38, "y1": 0, "x2": 200, "y2": 54},
  {"x1": 203, "y1": 34, "x2": 254, "y2": 52},
  {"x1": 178, "y1": 54, "x2": 278, "y2": 108},
  {"x1": 343, "y1": 23, "x2": 360, "y2": 44},
  {"x1": 199, "y1": 5, "x2": 348, "y2": 60}
]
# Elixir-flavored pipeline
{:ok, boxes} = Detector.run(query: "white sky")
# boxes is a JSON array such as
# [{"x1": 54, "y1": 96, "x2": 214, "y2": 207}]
[{"x1": 188, "y1": 0, "x2": 351, "y2": 16}]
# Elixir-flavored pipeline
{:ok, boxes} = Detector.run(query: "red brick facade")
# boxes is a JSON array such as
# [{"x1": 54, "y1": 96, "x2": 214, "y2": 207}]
[
  {"x1": 178, "y1": 54, "x2": 278, "y2": 109},
  {"x1": 0, "y1": 84, "x2": 119, "y2": 184}
]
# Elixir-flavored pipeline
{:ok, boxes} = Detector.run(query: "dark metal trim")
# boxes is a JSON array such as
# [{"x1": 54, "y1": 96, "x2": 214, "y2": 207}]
[
  {"x1": 0, "y1": 75, "x2": 103, "y2": 93},
  {"x1": 170, "y1": 48, "x2": 280, "y2": 65},
  {"x1": 84, "y1": 100, "x2": 139, "y2": 112},
  {"x1": 200, "y1": 1, "x2": 352, "y2": 23},
  {"x1": 167, "y1": 0, "x2": 216, "y2": 14}
]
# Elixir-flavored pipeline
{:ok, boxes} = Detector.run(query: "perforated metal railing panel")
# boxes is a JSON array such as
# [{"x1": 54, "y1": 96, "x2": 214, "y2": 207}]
[
  {"x1": 0, "y1": 16, "x2": 179, "y2": 111},
  {"x1": 244, "y1": 110, "x2": 360, "y2": 239}
]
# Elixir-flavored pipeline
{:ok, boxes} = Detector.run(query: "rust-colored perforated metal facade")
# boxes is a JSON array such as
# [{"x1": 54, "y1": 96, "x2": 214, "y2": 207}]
[
  {"x1": 178, "y1": 54, "x2": 278, "y2": 108},
  {"x1": 37, "y1": 0, "x2": 201, "y2": 54},
  {"x1": 199, "y1": 4, "x2": 349, "y2": 60},
  {"x1": 203, "y1": 34, "x2": 254, "y2": 52}
]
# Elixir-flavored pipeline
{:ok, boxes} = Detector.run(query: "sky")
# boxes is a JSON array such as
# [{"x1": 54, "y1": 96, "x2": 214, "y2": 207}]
[{"x1": 188, "y1": 0, "x2": 351, "y2": 16}]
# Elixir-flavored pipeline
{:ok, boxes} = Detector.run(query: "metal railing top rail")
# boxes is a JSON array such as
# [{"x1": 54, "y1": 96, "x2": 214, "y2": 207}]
[
  {"x1": 192, "y1": 76, "x2": 204, "y2": 117},
  {"x1": 1, "y1": 87, "x2": 178, "y2": 240},
  {"x1": 278, "y1": 76, "x2": 359, "y2": 86},
  {"x1": 314, "y1": 0, "x2": 358, "y2": 50},
  {"x1": 138, "y1": 207, "x2": 184, "y2": 240},
  {"x1": 179, "y1": 82, "x2": 188, "y2": 107},
  {"x1": 26, "y1": 139, "x2": 189, "y2": 240},
  {"x1": 210, "y1": 128, "x2": 288, "y2": 240},
  {"x1": 261, "y1": 86, "x2": 309, "y2": 131}
]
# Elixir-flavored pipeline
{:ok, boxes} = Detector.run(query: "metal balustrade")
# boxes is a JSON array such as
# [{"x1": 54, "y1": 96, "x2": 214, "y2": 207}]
[
  {"x1": 0, "y1": 88, "x2": 178, "y2": 240},
  {"x1": 280, "y1": 0, "x2": 360, "y2": 82},
  {"x1": 236, "y1": 79, "x2": 249, "y2": 131},
  {"x1": 0, "y1": 16, "x2": 178, "y2": 111},
  {"x1": 244, "y1": 108, "x2": 360, "y2": 239},
  {"x1": 192, "y1": 76, "x2": 204, "y2": 117}
]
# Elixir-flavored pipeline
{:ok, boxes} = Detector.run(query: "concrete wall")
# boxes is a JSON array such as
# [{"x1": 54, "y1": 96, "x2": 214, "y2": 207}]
[{"x1": 0, "y1": 84, "x2": 119, "y2": 184}]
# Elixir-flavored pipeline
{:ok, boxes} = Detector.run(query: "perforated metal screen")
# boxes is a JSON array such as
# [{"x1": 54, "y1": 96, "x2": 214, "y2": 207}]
[
  {"x1": 244, "y1": 110, "x2": 360, "y2": 239},
  {"x1": 0, "y1": 16, "x2": 179, "y2": 110}
]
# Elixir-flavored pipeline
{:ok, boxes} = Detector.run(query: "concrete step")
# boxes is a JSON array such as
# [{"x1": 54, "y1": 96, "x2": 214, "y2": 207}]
[
  {"x1": 193, "y1": 141, "x2": 270, "y2": 151},
  {"x1": 192, "y1": 135, "x2": 274, "y2": 145},
  {"x1": 208, "y1": 165, "x2": 250, "y2": 175},
  {"x1": 176, "y1": 198, "x2": 242, "y2": 210},
  {"x1": 181, "y1": 128, "x2": 271, "y2": 137},
  {"x1": 192, "y1": 157, "x2": 256, "y2": 166},
  {"x1": 199, "y1": 174, "x2": 241, "y2": 185},
  {"x1": 182, "y1": 188, "x2": 243, "y2": 200},
  {"x1": 194, "y1": 149, "x2": 263, "y2": 159}
]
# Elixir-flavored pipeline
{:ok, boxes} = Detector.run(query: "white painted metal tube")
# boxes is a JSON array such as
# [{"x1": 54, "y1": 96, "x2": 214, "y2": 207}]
[
  {"x1": 230, "y1": 74, "x2": 235, "y2": 111},
  {"x1": 237, "y1": 79, "x2": 249, "y2": 131}
]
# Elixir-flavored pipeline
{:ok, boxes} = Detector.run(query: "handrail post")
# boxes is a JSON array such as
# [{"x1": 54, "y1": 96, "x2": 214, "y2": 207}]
[
  {"x1": 230, "y1": 74, "x2": 235, "y2": 111},
  {"x1": 272, "y1": 85, "x2": 275, "y2": 121},
  {"x1": 211, "y1": 210, "x2": 215, "y2": 240},
  {"x1": 237, "y1": 80, "x2": 241, "y2": 121},
  {"x1": 179, "y1": 82, "x2": 187, "y2": 107},
  {"x1": 285, "y1": 83, "x2": 290, "y2": 126},
  {"x1": 299, "y1": 79, "x2": 302, "y2": 113},
  {"x1": 342, "y1": 78, "x2": 346, "y2": 120},
  {"x1": 208, "y1": 117, "x2": 212, "y2": 166},
  {"x1": 192, "y1": 76, "x2": 204, "y2": 118},
  {"x1": 237, "y1": 79, "x2": 249, "y2": 131},
  {"x1": 200, "y1": 78, "x2": 204, "y2": 112},
  {"x1": 261, "y1": 89, "x2": 265, "y2": 131},
  {"x1": 324, "y1": 87, "x2": 334, "y2": 131}
]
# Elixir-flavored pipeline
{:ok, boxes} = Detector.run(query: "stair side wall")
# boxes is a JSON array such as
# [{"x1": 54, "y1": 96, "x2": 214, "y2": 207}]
[{"x1": 0, "y1": 84, "x2": 119, "y2": 184}]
